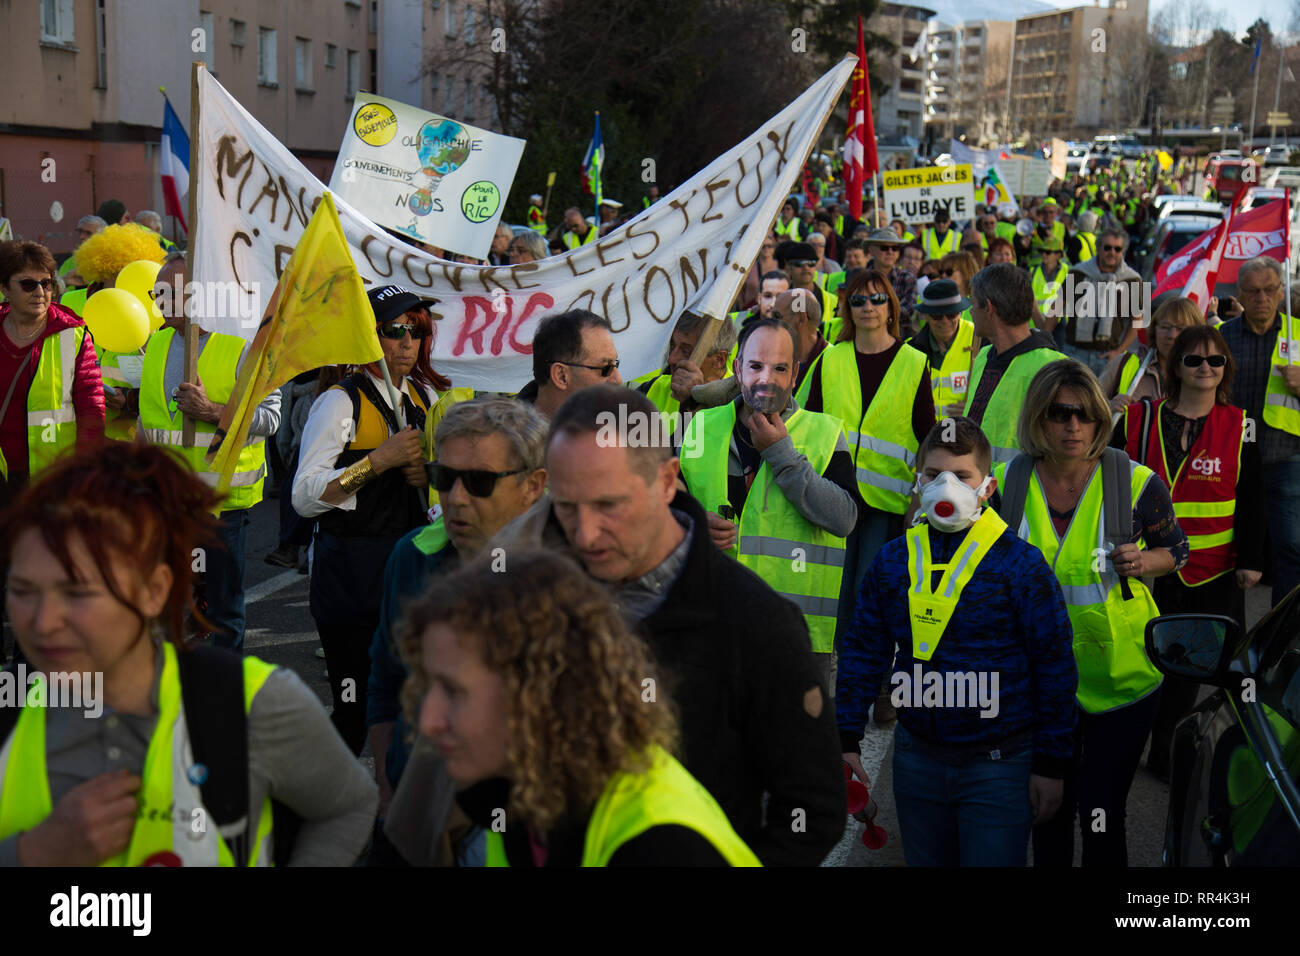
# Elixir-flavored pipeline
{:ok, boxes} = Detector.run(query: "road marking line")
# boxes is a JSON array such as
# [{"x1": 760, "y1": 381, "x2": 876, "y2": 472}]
[{"x1": 245, "y1": 570, "x2": 304, "y2": 605}]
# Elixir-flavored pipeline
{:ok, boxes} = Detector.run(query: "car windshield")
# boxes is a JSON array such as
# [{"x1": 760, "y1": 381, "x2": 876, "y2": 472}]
[{"x1": 1222, "y1": 166, "x2": 1242, "y2": 181}]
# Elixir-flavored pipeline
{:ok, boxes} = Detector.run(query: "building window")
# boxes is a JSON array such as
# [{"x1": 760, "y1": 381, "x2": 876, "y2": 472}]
[
  {"x1": 41, "y1": 0, "x2": 74, "y2": 43},
  {"x1": 196, "y1": 11, "x2": 215, "y2": 71},
  {"x1": 94, "y1": 0, "x2": 107, "y2": 86},
  {"x1": 258, "y1": 28, "x2": 278, "y2": 85},
  {"x1": 465, "y1": 7, "x2": 476, "y2": 44},
  {"x1": 369, "y1": 0, "x2": 378, "y2": 33},
  {"x1": 346, "y1": 48, "x2": 360, "y2": 96},
  {"x1": 231, "y1": 18, "x2": 246, "y2": 47},
  {"x1": 443, "y1": 74, "x2": 456, "y2": 115},
  {"x1": 326, "y1": 42, "x2": 337, "y2": 68},
  {"x1": 368, "y1": 48, "x2": 377, "y2": 92},
  {"x1": 463, "y1": 79, "x2": 475, "y2": 119},
  {"x1": 445, "y1": 0, "x2": 457, "y2": 37},
  {"x1": 295, "y1": 37, "x2": 313, "y2": 90},
  {"x1": 431, "y1": 73, "x2": 440, "y2": 97}
]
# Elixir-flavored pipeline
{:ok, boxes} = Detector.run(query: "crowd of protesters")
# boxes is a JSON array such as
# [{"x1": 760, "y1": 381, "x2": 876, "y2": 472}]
[{"x1": 0, "y1": 142, "x2": 1297, "y2": 870}]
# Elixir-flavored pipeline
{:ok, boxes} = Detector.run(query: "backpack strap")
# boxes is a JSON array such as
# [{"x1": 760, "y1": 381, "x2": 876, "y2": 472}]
[
  {"x1": 175, "y1": 644, "x2": 252, "y2": 866},
  {"x1": 175, "y1": 644, "x2": 302, "y2": 867},
  {"x1": 998, "y1": 453, "x2": 1035, "y2": 534},
  {"x1": 1135, "y1": 398, "x2": 1155, "y2": 469}
]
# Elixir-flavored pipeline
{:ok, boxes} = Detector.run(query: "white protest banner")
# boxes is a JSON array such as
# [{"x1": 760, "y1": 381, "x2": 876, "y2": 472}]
[
  {"x1": 191, "y1": 59, "x2": 855, "y2": 392},
  {"x1": 882, "y1": 164, "x2": 976, "y2": 224},
  {"x1": 328, "y1": 94, "x2": 525, "y2": 261},
  {"x1": 948, "y1": 139, "x2": 1053, "y2": 197}
]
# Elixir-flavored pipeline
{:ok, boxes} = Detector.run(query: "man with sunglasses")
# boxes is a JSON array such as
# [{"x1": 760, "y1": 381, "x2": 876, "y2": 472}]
[
  {"x1": 865, "y1": 227, "x2": 917, "y2": 329},
  {"x1": 293, "y1": 284, "x2": 437, "y2": 755},
  {"x1": 1039, "y1": 227, "x2": 1142, "y2": 377},
  {"x1": 365, "y1": 398, "x2": 549, "y2": 863},
  {"x1": 909, "y1": 279, "x2": 976, "y2": 420},
  {"x1": 516, "y1": 309, "x2": 622, "y2": 418},
  {"x1": 776, "y1": 241, "x2": 837, "y2": 331}
]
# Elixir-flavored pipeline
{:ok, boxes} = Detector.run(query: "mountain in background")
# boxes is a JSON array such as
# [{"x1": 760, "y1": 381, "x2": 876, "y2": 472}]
[{"x1": 922, "y1": 0, "x2": 1056, "y2": 27}]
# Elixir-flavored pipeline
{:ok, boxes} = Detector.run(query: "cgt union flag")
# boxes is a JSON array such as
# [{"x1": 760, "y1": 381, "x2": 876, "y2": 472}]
[
  {"x1": 1155, "y1": 200, "x2": 1290, "y2": 296},
  {"x1": 160, "y1": 95, "x2": 190, "y2": 233},
  {"x1": 843, "y1": 16, "x2": 878, "y2": 222}
]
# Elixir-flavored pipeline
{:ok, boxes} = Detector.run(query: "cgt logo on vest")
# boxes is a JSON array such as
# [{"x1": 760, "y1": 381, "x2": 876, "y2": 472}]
[{"x1": 1189, "y1": 452, "x2": 1222, "y2": 478}]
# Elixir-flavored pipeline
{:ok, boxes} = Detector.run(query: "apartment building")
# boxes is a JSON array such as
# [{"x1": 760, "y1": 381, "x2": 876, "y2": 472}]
[
  {"x1": 869, "y1": 3, "x2": 938, "y2": 141},
  {"x1": 924, "y1": 19, "x2": 1014, "y2": 144},
  {"x1": 0, "y1": 0, "x2": 427, "y2": 250},
  {"x1": 1008, "y1": 0, "x2": 1149, "y2": 139}
]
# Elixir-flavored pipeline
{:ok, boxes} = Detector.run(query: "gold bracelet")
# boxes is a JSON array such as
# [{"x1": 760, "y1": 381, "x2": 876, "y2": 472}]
[{"x1": 338, "y1": 456, "x2": 375, "y2": 495}]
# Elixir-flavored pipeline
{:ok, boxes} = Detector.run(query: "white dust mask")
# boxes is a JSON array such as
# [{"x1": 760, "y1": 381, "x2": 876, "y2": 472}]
[{"x1": 914, "y1": 471, "x2": 992, "y2": 533}]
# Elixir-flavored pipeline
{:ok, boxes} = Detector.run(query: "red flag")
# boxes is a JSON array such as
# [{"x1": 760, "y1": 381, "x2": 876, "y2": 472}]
[
  {"x1": 1154, "y1": 220, "x2": 1222, "y2": 296},
  {"x1": 1214, "y1": 199, "x2": 1289, "y2": 284},
  {"x1": 844, "y1": 16, "x2": 877, "y2": 221}
]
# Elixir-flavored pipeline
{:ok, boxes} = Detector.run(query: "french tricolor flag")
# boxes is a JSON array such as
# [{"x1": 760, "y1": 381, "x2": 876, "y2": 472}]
[{"x1": 161, "y1": 95, "x2": 190, "y2": 234}]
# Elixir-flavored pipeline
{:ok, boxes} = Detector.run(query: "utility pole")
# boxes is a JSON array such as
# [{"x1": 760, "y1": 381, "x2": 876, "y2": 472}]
[
  {"x1": 1248, "y1": 41, "x2": 1263, "y2": 148},
  {"x1": 1270, "y1": 44, "x2": 1286, "y2": 146}
]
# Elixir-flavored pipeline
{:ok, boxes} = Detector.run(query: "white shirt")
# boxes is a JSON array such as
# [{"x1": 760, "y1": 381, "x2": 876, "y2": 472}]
[{"x1": 292, "y1": 370, "x2": 431, "y2": 518}]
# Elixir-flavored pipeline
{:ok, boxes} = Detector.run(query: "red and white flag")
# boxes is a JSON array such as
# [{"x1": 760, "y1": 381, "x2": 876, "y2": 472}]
[
  {"x1": 1214, "y1": 199, "x2": 1289, "y2": 284},
  {"x1": 843, "y1": 16, "x2": 878, "y2": 222}
]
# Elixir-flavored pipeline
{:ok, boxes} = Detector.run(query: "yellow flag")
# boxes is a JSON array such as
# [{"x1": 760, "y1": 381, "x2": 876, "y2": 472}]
[
  {"x1": 205, "y1": 192, "x2": 382, "y2": 495},
  {"x1": 1156, "y1": 149, "x2": 1173, "y2": 172}
]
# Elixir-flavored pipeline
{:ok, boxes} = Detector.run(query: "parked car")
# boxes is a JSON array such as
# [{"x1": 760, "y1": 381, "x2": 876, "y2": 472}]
[
  {"x1": 1265, "y1": 167, "x2": 1300, "y2": 191},
  {"x1": 1064, "y1": 145, "x2": 1089, "y2": 176},
  {"x1": 1236, "y1": 187, "x2": 1290, "y2": 213},
  {"x1": 1137, "y1": 215, "x2": 1222, "y2": 282},
  {"x1": 1204, "y1": 158, "x2": 1259, "y2": 207},
  {"x1": 1259, "y1": 144, "x2": 1296, "y2": 167},
  {"x1": 1084, "y1": 143, "x2": 1119, "y2": 172},
  {"x1": 1145, "y1": 584, "x2": 1300, "y2": 866},
  {"x1": 1156, "y1": 200, "x2": 1225, "y2": 222},
  {"x1": 1151, "y1": 194, "x2": 1210, "y2": 213}
]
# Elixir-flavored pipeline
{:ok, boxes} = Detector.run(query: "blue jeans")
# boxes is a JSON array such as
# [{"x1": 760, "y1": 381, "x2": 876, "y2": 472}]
[
  {"x1": 892, "y1": 722, "x2": 1034, "y2": 866},
  {"x1": 207, "y1": 510, "x2": 249, "y2": 652},
  {"x1": 1264, "y1": 454, "x2": 1300, "y2": 608},
  {"x1": 1060, "y1": 341, "x2": 1111, "y2": 377}
]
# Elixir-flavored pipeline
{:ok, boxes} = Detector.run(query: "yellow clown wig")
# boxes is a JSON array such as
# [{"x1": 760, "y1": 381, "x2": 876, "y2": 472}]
[{"x1": 74, "y1": 223, "x2": 166, "y2": 285}]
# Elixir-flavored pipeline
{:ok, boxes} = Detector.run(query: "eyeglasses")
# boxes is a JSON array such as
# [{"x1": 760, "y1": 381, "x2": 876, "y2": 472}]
[
  {"x1": 1239, "y1": 286, "x2": 1280, "y2": 298},
  {"x1": 1045, "y1": 402, "x2": 1092, "y2": 424},
  {"x1": 940, "y1": 269, "x2": 957, "y2": 277},
  {"x1": 849, "y1": 292, "x2": 890, "y2": 307},
  {"x1": 14, "y1": 278, "x2": 55, "y2": 293},
  {"x1": 427, "y1": 463, "x2": 527, "y2": 497},
  {"x1": 789, "y1": 259, "x2": 817, "y2": 268},
  {"x1": 562, "y1": 359, "x2": 620, "y2": 377},
  {"x1": 1181, "y1": 353, "x2": 1227, "y2": 368},
  {"x1": 1101, "y1": 244, "x2": 1124, "y2": 252},
  {"x1": 378, "y1": 323, "x2": 427, "y2": 340}
]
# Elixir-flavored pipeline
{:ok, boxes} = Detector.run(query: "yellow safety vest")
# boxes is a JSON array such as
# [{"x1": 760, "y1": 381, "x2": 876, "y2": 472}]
[
  {"x1": 1031, "y1": 265, "x2": 1067, "y2": 317},
  {"x1": 922, "y1": 227, "x2": 961, "y2": 260},
  {"x1": 98, "y1": 347, "x2": 142, "y2": 443},
  {"x1": 963, "y1": 343, "x2": 1061, "y2": 465},
  {"x1": 905, "y1": 508, "x2": 1009, "y2": 660},
  {"x1": 58, "y1": 287, "x2": 89, "y2": 316},
  {"x1": 1263, "y1": 316, "x2": 1300, "y2": 438},
  {"x1": 774, "y1": 218, "x2": 802, "y2": 239},
  {"x1": 485, "y1": 745, "x2": 760, "y2": 867},
  {"x1": 1076, "y1": 232, "x2": 1097, "y2": 262},
  {"x1": 920, "y1": 319, "x2": 975, "y2": 419},
  {"x1": 562, "y1": 225, "x2": 597, "y2": 250},
  {"x1": 0, "y1": 326, "x2": 86, "y2": 481},
  {"x1": 0, "y1": 642, "x2": 277, "y2": 866},
  {"x1": 679, "y1": 402, "x2": 846, "y2": 651},
  {"x1": 800, "y1": 341, "x2": 927, "y2": 514},
  {"x1": 137, "y1": 327, "x2": 266, "y2": 510},
  {"x1": 995, "y1": 457, "x2": 1163, "y2": 713}
]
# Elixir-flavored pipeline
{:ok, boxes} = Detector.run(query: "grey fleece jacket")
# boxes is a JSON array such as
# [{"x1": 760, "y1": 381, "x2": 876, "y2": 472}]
[{"x1": 1070, "y1": 255, "x2": 1144, "y2": 343}]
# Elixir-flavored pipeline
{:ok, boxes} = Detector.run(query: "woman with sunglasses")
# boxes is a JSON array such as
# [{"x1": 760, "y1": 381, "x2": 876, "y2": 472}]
[
  {"x1": 798, "y1": 269, "x2": 934, "y2": 697},
  {"x1": 400, "y1": 549, "x2": 760, "y2": 867},
  {"x1": 1100, "y1": 296, "x2": 1203, "y2": 414},
  {"x1": 1115, "y1": 325, "x2": 1264, "y2": 779},
  {"x1": 292, "y1": 284, "x2": 446, "y2": 756},
  {"x1": 995, "y1": 360, "x2": 1187, "y2": 867},
  {"x1": 0, "y1": 241, "x2": 104, "y2": 509},
  {"x1": 0, "y1": 443, "x2": 377, "y2": 866}
]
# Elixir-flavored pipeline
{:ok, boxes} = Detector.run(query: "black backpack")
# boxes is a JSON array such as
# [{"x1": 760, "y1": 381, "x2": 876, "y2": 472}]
[{"x1": 0, "y1": 644, "x2": 300, "y2": 866}]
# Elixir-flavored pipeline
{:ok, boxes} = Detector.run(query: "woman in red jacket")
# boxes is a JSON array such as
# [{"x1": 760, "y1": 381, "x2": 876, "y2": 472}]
[{"x1": 0, "y1": 241, "x2": 104, "y2": 507}]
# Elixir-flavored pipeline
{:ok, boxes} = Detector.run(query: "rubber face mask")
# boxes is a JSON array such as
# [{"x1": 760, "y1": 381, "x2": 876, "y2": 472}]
[{"x1": 915, "y1": 471, "x2": 993, "y2": 532}]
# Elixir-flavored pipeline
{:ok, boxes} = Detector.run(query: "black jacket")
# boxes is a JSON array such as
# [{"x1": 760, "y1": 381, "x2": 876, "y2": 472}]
[{"x1": 493, "y1": 490, "x2": 847, "y2": 866}]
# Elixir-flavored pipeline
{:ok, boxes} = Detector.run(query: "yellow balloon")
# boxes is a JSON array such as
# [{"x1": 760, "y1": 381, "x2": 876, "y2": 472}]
[
  {"x1": 83, "y1": 288, "x2": 150, "y2": 353},
  {"x1": 114, "y1": 259, "x2": 164, "y2": 327}
]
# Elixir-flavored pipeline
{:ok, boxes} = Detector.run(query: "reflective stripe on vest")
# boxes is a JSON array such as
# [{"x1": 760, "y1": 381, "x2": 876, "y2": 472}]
[
  {"x1": 138, "y1": 327, "x2": 267, "y2": 508},
  {"x1": 807, "y1": 341, "x2": 927, "y2": 513},
  {"x1": 485, "y1": 745, "x2": 760, "y2": 867},
  {"x1": 10, "y1": 326, "x2": 85, "y2": 480},
  {"x1": 1125, "y1": 399, "x2": 1243, "y2": 586},
  {"x1": 924, "y1": 319, "x2": 975, "y2": 418},
  {"x1": 995, "y1": 456, "x2": 1163, "y2": 713},
  {"x1": 964, "y1": 344, "x2": 1061, "y2": 465},
  {"x1": 905, "y1": 508, "x2": 1009, "y2": 661},
  {"x1": 679, "y1": 403, "x2": 846, "y2": 652},
  {"x1": 1263, "y1": 320, "x2": 1300, "y2": 438},
  {"x1": 0, "y1": 642, "x2": 277, "y2": 866}
]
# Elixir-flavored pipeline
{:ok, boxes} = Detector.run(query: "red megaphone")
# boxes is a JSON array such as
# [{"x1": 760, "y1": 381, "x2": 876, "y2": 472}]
[{"x1": 844, "y1": 762, "x2": 887, "y2": 849}]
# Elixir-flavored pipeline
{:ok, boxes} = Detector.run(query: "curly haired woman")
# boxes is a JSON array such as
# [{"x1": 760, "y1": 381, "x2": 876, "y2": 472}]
[{"x1": 400, "y1": 550, "x2": 760, "y2": 867}]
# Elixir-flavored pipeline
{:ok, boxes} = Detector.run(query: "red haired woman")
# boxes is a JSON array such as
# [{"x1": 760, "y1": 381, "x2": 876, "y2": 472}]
[{"x1": 0, "y1": 443, "x2": 376, "y2": 865}]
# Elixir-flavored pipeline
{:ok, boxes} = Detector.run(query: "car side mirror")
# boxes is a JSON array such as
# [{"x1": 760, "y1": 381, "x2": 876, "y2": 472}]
[{"x1": 1145, "y1": 613, "x2": 1242, "y2": 686}]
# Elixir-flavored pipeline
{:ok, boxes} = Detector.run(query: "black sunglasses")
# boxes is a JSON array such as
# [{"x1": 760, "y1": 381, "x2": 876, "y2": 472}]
[
  {"x1": 940, "y1": 268, "x2": 957, "y2": 277},
  {"x1": 379, "y1": 322, "x2": 427, "y2": 340},
  {"x1": 15, "y1": 278, "x2": 55, "y2": 293},
  {"x1": 562, "y1": 359, "x2": 620, "y2": 377},
  {"x1": 789, "y1": 259, "x2": 818, "y2": 268},
  {"x1": 427, "y1": 463, "x2": 527, "y2": 497},
  {"x1": 849, "y1": 292, "x2": 890, "y2": 307},
  {"x1": 1101, "y1": 244, "x2": 1124, "y2": 252},
  {"x1": 1045, "y1": 402, "x2": 1092, "y2": 424},
  {"x1": 1181, "y1": 353, "x2": 1227, "y2": 368}
]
